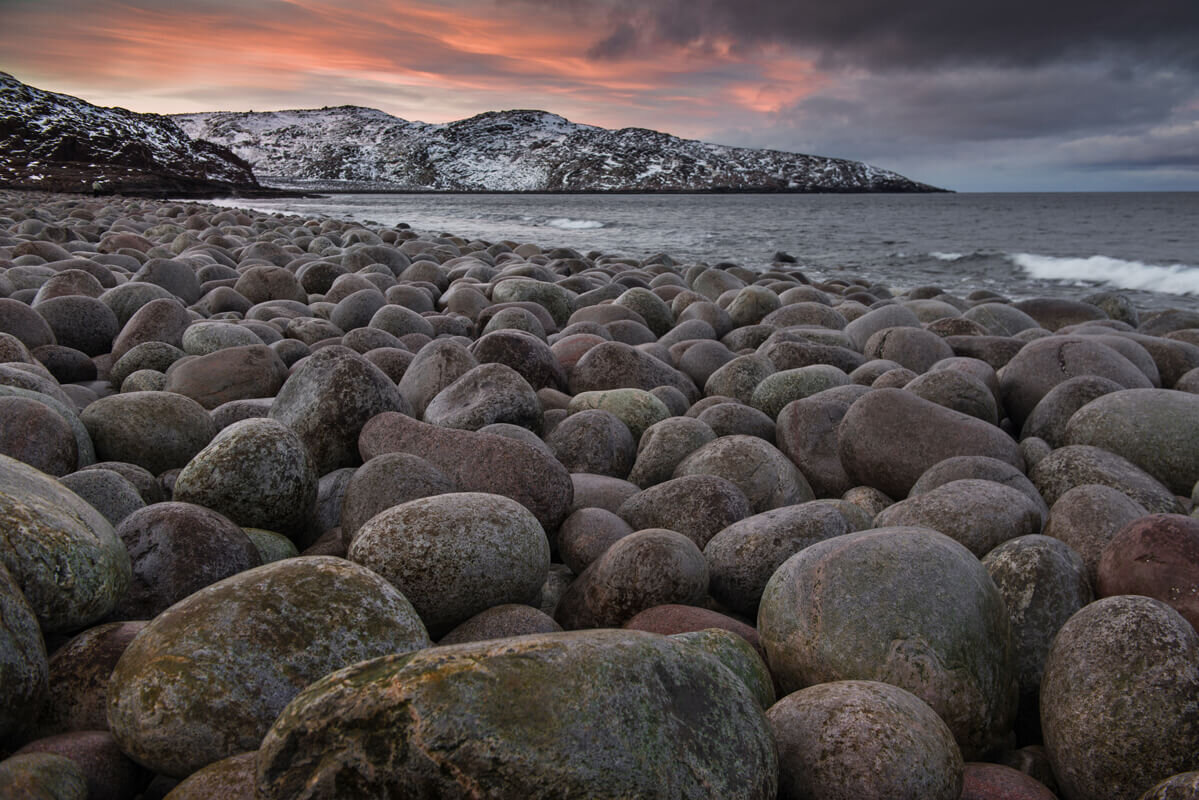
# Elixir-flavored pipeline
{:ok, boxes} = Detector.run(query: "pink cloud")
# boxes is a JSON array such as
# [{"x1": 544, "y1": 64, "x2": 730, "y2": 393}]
[{"x1": 0, "y1": 0, "x2": 826, "y2": 138}]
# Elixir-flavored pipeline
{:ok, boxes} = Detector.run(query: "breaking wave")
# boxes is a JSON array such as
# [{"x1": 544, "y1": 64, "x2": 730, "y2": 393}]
[
  {"x1": 546, "y1": 217, "x2": 605, "y2": 230},
  {"x1": 1010, "y1": 253, "x2": 1199, "y2": 296}
]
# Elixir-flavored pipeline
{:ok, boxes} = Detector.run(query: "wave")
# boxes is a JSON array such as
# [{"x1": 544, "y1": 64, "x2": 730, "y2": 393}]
[
  {"x1": 1010, "y1": 253, "x2": 1199, "y2": 296},
  {"x1": 929, "y1": 251, "x2": 966, "y2": 261},
  {"x1": 546, "y1": 217, "x2": 605, "y2": 230}
]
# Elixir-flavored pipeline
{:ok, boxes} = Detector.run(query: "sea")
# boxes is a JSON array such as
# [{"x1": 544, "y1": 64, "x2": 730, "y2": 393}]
[{"x1": 213, "y1": 192, "x2": 1199, "y2": 313}]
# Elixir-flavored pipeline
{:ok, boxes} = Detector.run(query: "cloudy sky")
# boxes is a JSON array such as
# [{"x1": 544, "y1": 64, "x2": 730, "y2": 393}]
[{"x1": 2, "y1": 0, "x2": 1196, "y2": 191}]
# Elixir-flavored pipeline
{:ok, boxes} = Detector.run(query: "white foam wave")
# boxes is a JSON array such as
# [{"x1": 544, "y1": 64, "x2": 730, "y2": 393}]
[
  {"x1": 1010, "y1": 253, "x2": 1199, "y2": 296},
  {"x1": 930, "y1": 251, "x2": 965, "y2": 261},
  {"x1": 546, "y1": 217, "x2": 605, "y2": 230}
]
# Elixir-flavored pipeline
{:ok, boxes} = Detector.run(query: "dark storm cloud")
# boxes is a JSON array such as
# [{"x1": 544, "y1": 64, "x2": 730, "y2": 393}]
[{"x1": 540, "y1": 0, "x2": 1199, "y2": 71}]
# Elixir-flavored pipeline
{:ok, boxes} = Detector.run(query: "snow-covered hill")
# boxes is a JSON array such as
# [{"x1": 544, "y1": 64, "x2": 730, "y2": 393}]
[
  {"x1": 0, "y1": 73, "x2": 258, "y2": 195},
  {"x1": 174, "y1": 107, "x2": 944, "y2": 193}
]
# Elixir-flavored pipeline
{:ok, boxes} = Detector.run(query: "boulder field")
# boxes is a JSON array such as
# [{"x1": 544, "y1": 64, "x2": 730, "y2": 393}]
[{"x1": 1, "y1": 189, "x2": 1198, "y2": 798}]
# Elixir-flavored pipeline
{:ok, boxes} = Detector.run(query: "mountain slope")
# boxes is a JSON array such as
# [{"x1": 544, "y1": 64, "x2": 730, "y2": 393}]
[
  {"x1": 0, "y1": 73, "x2": 259, "y2": 195},
  {"x1": 174, "y1": 107, "x2": 944, "y2": 193}
]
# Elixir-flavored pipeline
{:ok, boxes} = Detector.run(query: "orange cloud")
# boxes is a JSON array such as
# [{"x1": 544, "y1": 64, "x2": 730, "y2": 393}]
[{"x1": 0, "y1": 0, "x2": 826, "y2": 135}]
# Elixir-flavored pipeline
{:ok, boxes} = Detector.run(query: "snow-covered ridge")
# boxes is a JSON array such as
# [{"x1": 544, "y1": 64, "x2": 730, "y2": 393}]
[
  {"x1": 0, "y1": 73, "x2": 257, "y2": 194},
  {"x1": 174, "y1": 106, "x2": 945, "y2": 193}
]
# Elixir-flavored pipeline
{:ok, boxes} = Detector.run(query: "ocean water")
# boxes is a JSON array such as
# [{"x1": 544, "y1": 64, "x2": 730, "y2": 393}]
[{"x1": 215, "y1": 192, "x2": 1199, "y2": 312}]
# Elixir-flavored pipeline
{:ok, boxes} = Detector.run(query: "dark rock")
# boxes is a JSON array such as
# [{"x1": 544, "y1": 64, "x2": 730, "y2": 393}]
[
  {"x1": 1031, "y1": 445, "x2": 1181, "y2": 514},
  {"x1": 675, "y1": 434, "x2": 813, "y2": 513},
  {"x1": 423, "y1": 362, "x2": 542, "y2": 433},
  {"x1": 438, "y1": 604, "x2": 562, "y2": 645},
  {"x1": 339, "y1": 452, "x2": 456, "y2": 542},
  {"x1": 270, "y1": 346, "x2": 410, "y2": 475},
  {"x1": 617, "y1": 474, "x2": 752, "y2": 549},
  {"x1": 1097, "y1": 514, "x2": 1199, "y2": 631},
  {"x1": 554, "y1": 529, "x2": 707, "y2": 629},
  {"x1": 81, "y1": 390, "x2": 215, "y2": 475},
  {"x1": 875, "y1": 479, "x2": 1044, "y2": 557},
  {"x1": 359, "y1": 412, "x2": 574, "y2": 532},
  {"x1": 704, "y1": 501, "x2": 851, "y2": 617},
  {"x1": 348, "y1": 492, "x2": 549, "y2": 637},
  {"x1": 838, "y1": 388, "x2": 1023, "y2": 499}
]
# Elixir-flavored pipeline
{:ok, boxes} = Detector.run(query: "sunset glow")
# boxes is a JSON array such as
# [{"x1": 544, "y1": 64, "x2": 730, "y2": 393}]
[{"x1": 2, "y1": 0, "x2": 1196, "y2": 190}]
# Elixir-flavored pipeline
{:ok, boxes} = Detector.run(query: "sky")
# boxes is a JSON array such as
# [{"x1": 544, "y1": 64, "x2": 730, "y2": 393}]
[{"x1": 1, "y1": 0, "x2": 1197, "y2": 192}]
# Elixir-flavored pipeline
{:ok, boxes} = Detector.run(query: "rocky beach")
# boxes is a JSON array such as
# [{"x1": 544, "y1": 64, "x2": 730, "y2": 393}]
[{"x1": 1, "y1": 187, "x2": 1198, "y2": 800}]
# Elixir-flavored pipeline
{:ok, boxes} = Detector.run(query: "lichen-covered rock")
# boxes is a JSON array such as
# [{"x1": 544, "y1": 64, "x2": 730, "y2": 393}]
[
  {"x1": 0, "y1": 454, "x2": 131, "y2": 632},
  {"x1": 0, "y1": 562, "x2": 47, "y2": 745},
  {"x1": 1041, "y1": 596, "x2": 1199, "y2": 800},
  {"x1": 1031, "y1": 444, "x2": 1182, "y2": 514},
  {"x1": 1136, "y1": 772, "x2": 1199, "y2": 800},
  {"x1": 759, "y1": 527, "x2": 1018, "y2": 759},
  {"x1": 568, "y1": 340, "x2": 699, "y2": 402},
  {"x1": 359, "y1": 412, "x2": 573, "y2": 532},
  {"x1": 348, "y1": 493, "x2": 550, "y2": 637},
  {"x1": 557, "y1": 507, "x2": 634, "y2": 574},
  {"x1": 554, "y1": 528, "x2": 707, "y2": 629},
  {"x1": 910, "y1": 455, "x2": 1048, "y2": 523},
  {"x1": 57, "y1": 469, "x2": 145, "y2": 527},
  {"x1": 997, "y1": 336, "x2": 1153, "y2": 429},
  {"x1": 396, "y1": 339, "x2": 477, "y2": 418},
  {"x1": 255, "y1": 629, "x2": 778, "y2": 800},
  {"x1": 982, "y1": 535, "x2": 1092, "y2": 721},
  {"x1": 14, "y1": 730, "x2": 151, "y2": 800},
  {"x1": 438, "y1": 604, "x2": 562, "y2": 646},
  {"x1": 775, "y1": 383, "x2": 872, "y2": 498},
  {"x1": 106, "y1": 557, "x2": 431, "y2": 778},
  {"x1": 172, "y1": 418, "x2": 318, "y2": 546},
  {"x1": 627, "y1": 416, "x2": 717, "y2": 488},
  {"x1": 162, "y1": 344, "x2": 288, "y2": 410},
  {"x1": 1020, "y1": 375, "x2": 1124, "y2": 446},
  {"x1": 162, "y1": 751, "x2": 257, "y2": 800},
  {"x1": 545, "y1": 409, "x2": 636, "y2": 478},
  {"x1": 1064, "y1": 388, "x2": 1199, "y2": 496},
  {"x1": 767, "y1": 680, "x2": 964, "y2": 800},
  {"x1": 0, "y1": 752, "x2": 88, "y2": 800},
  {"x1": 567, "y1": 388, "x2": 672, "y2": 441},
  {"x1": 1043, "y1": 483, "x2": 1150, "y2": 586},
  {"x1": 81, "y1": 391, "x2": 216, "y2": 475},
  {"x1": 960, "y1": 762, "x2": 1058, "y2": 800},
  {"x1": 669, "y1": 628, "x2": 775, "y2": 710},
  {"x1": 270, "y1": 345, "x2": 411, "y2": 475}
]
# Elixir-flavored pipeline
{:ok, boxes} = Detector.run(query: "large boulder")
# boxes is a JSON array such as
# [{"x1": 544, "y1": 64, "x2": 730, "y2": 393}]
[
  {"x1": 255, "y1": 629, "x2": 778, "y2": 800},
  {"x1": 874, "y1": 479, "x2": 1044, "y2": 557},
  {"x1": 554, "y1": 529, "x2": 707, "y2": 629},
  {"x1": 1031, "y1": 445, "x2": 1182, "y2": 514},
  {"x1": 106, "y1": 557, "x2": 431, "y2": 778},
  {"x1": 423, "y1": 362, "x2": 543, "y2": 433},
  {"x1": 569, "y1": 340, "x2": 699, "y2": 402},
  {"x1": 759, "y1": 527, "x2": 1018, "y2": 759},
  {"x1": 110, "y1": 502, "x2": 262, "y2": 620},
  {"x1": 768, "y1": 680, "x2": 964, "y2": 800},
  {"x1": 0, "y1": 454, "x2": 131, "y2": 632},
  {"x1": 1097, "y1": 514, "x2": 1199, "y2": 631},
  {"x1": 270, "y1": 346, "x2": 411, "y2": 475},
  {"x1": 618, "y1": 474, "x2": 752, "y2": 549},
  {"x1": 347, "y1": 492, "x2": 550, "y2": 637},
  {"x1": 674, "y1": 434, "x2": 814, "y2": 513},
  {"x1": 1064, "y1": 388, "x2": 1199, "y2": 496},
  {"x1": 359, "y1": 412, "x2": 573, "y2": 532},
  {"x1": 81, "y1": 391, "x2": 216, "y2": 476},
  {"x1": 163, "y1": 344, "x2": 288, "y2": 410},
  {"x1": 0, "y1": 562, "x2": 47, "y2": 745},
  {"x1": 997, "y1": 336, "x2": 1152, "y2": 429},
  {"x1": 338, "y1": 452, "x2": 457, "y2": 542},
  {"x1": 838, "y1": 388, "x2": 1023, "y2": 499},
  {"x1": 1040, "y1": 596, "x2": 1199, "y2": 800},
  {"x1": 704, "y1": 502, "x2": 851, "y2": 617},
  {"x1": 775, "y1": 384, "x2": 872, "y2": 498},
  {"x1": 173, "y1": 418, "x2": 318, "y2": 546}
]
